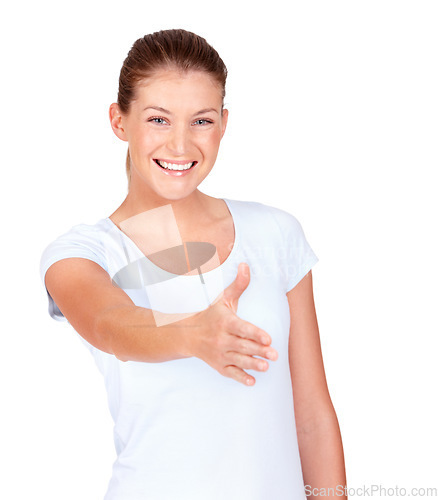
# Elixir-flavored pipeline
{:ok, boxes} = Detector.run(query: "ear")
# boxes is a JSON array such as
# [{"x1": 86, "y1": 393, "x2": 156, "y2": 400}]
[
  {"x1": 220, "y1": 108, "x2": 229, "y2": 139},
  {"x1": 109, "y1": 103, "x2": 128, "y2": 142}
]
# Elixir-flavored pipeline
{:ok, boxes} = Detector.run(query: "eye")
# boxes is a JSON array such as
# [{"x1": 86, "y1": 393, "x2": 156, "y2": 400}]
[
  {"x1": 193, "y1": 119, "x2": 213, "y2": 126},
  {"x1": 148, "y1": 116, "x2": 168, "y2": 125}
]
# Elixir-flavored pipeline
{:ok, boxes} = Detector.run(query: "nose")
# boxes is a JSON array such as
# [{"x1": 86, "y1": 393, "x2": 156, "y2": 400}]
[{"x1": 167, "y1": 124, "x2": 190, "y2": 156}]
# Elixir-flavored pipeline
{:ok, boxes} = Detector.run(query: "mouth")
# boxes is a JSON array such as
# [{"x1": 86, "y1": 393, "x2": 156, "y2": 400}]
[{"x1": 153, "y1": 159, "x2": 197, "y2": 171}]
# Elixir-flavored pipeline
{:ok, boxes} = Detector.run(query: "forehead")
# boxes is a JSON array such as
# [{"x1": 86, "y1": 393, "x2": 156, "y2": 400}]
[{"x1": 134, "y1": 70, "x2": 223, "y2": 110}]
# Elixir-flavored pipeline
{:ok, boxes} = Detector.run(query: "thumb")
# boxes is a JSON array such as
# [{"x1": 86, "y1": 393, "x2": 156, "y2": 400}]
[{"x1": 222, "y1": 263, "x2": 250, "y2": 312}]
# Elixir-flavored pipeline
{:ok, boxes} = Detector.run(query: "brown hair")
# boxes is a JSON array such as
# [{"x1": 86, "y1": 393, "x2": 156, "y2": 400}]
[{"x1": 117, "y1": 29, "x2": 228, "y2": 186}]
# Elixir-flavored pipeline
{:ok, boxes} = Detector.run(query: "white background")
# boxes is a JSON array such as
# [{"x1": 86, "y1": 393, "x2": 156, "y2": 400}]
[{"x1": 1, "y1": 1, "x2": 437, "y2": 498}]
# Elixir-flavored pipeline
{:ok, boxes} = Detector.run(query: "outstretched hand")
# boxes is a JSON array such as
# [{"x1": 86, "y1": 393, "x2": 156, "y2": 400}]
[{"x1": 185, "y1": 263, "x2": 278, "y2": 386}]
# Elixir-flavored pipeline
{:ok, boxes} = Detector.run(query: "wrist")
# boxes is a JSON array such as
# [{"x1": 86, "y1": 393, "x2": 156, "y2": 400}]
[{"x1": 178, "y1": 309, "x2": 204, "y2": 358}]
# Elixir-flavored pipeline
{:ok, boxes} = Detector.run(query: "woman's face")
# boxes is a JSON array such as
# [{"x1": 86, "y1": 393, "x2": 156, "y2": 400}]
[{"x1": 110, "y1": 69, "x2": 228, "y2": 203}]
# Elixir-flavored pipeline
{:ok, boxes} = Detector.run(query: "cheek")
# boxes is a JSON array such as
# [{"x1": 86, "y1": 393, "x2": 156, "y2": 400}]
[
  {"x1": 132, "y1": 130, "x2": 163, "y2": 151},
  {"x1": 200, "y1": 129, "x2": 223, "y2": 151}
]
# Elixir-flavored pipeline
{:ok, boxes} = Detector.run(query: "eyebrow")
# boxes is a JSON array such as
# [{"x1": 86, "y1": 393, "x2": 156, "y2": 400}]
[{"x1": 143, "y1": 106, "x2": 219, "y2": 115}]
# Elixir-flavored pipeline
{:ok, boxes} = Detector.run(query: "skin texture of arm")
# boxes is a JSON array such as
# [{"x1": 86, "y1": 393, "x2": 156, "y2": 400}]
[
  {"x1": 44, "y1": 257, "x2": 277, "y2": 384},
  {"x1": 44, "y1": 257, "x2": 190, "y2": 362},
  {"x1": 287, "y1": 271, "x2": 348, "y2": 499}
]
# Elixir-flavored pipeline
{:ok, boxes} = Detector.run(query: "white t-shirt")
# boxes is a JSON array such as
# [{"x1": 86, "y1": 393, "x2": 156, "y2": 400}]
[{"x1": 40, "y1": 198, "x2": 318, "y2": 500}]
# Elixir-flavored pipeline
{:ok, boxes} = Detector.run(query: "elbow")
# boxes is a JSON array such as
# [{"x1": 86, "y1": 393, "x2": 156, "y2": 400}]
[
  {"x1": 113, "y1": 348, "x2": 130, "y2": 362},
  {"x1": 295, "y1": 401, "x2": 339, "y2": 437}
]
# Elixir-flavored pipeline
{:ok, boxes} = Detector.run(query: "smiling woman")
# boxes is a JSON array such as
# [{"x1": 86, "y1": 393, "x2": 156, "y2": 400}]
[
  {"x1": 109, "y1": 70, "x2": 228, "y2": 202},
  {"x1": 115, "y1": 30, "x2": 228, "y2": 189},
  {"x1": 39, "y1": 29, "x2": 347, "y2": 500}
]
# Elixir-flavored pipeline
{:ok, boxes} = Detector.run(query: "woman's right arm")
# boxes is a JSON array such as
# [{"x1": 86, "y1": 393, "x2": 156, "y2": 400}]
[{"x1": 45, "y1": 258, "x2": 278, "y2": 386}]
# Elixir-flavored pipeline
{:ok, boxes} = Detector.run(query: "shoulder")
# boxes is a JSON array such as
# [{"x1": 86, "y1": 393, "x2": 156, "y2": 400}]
[
  {"x1": 225, "y1": 197, "x2": 303, "y2": 234},
  {"x1": 41, "y1": 218, "x2": 113, "y2": 255},
  {"x1": 40, "y1": 218, "x2": 113, "y2": 283},
  {"x1": 54, "y1": 218, "x2": 112, "y2": 238}
]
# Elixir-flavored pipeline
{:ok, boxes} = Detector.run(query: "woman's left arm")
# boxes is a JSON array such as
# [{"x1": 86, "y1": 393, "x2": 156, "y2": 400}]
[{"x1": 287, "y1": 270, "x2": 347, "y2": 499}]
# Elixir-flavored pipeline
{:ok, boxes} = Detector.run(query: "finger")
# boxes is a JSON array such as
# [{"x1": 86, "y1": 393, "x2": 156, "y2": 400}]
[
  {"x1": 226, "y1": 352, "x2": 269, "y2": 372},
  {"x1": 227, "y1": 315, "x2": 272, "y2": 346},
  {"x1": 222, "y1": 263, "x2": 250, "y2": 312},
  {"x1": 230, "y1": 337, "x2": 278, "y2": 361},
  {"x1": 221, "y1": 365, "x2": 256, "y2": 386}
]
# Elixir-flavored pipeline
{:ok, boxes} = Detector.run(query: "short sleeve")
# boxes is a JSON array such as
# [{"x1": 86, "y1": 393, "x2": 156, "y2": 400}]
[
  {"x1": 267, "y1": 206, "x2": 319, "y2": 293},
  {"x1": 39, "y1": 224, "x2": 109, "y2": 321}
]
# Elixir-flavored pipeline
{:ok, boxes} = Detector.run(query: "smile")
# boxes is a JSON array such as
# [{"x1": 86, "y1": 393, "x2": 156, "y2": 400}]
[{"x1": 154, "y1": 159, "x2": 197, "y2": 171}]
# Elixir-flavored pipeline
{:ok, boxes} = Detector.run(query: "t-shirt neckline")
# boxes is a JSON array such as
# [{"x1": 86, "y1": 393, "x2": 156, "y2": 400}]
[{"x1": 104, "y1": 198, "x2": 239, "y2": 276}]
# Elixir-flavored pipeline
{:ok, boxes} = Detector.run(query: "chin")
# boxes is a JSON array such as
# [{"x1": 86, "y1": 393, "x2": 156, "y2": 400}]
[{"x1": 154, "y1": 186, "x2": 198, "y2": 202}]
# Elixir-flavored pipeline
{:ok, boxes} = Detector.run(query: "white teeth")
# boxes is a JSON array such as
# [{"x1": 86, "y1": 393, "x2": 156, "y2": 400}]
[{"x1": 157, "y1": 160, "x2": 194, "y2": 171}]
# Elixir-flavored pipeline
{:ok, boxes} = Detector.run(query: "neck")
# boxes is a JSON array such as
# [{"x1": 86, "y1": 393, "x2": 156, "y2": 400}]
[{"x1": 111, "y1": 184, "x2": 216, "y2": 226}]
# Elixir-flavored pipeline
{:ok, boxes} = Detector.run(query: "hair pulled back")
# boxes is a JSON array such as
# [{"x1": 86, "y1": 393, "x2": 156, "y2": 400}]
[{"x1": 117, "y1": 29, "x2": 228, "y2": 185}]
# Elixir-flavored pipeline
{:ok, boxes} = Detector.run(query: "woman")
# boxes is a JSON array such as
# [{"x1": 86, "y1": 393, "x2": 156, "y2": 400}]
[{"x1": 40, "y1": 29, "x2": 347, "y2": 500}]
